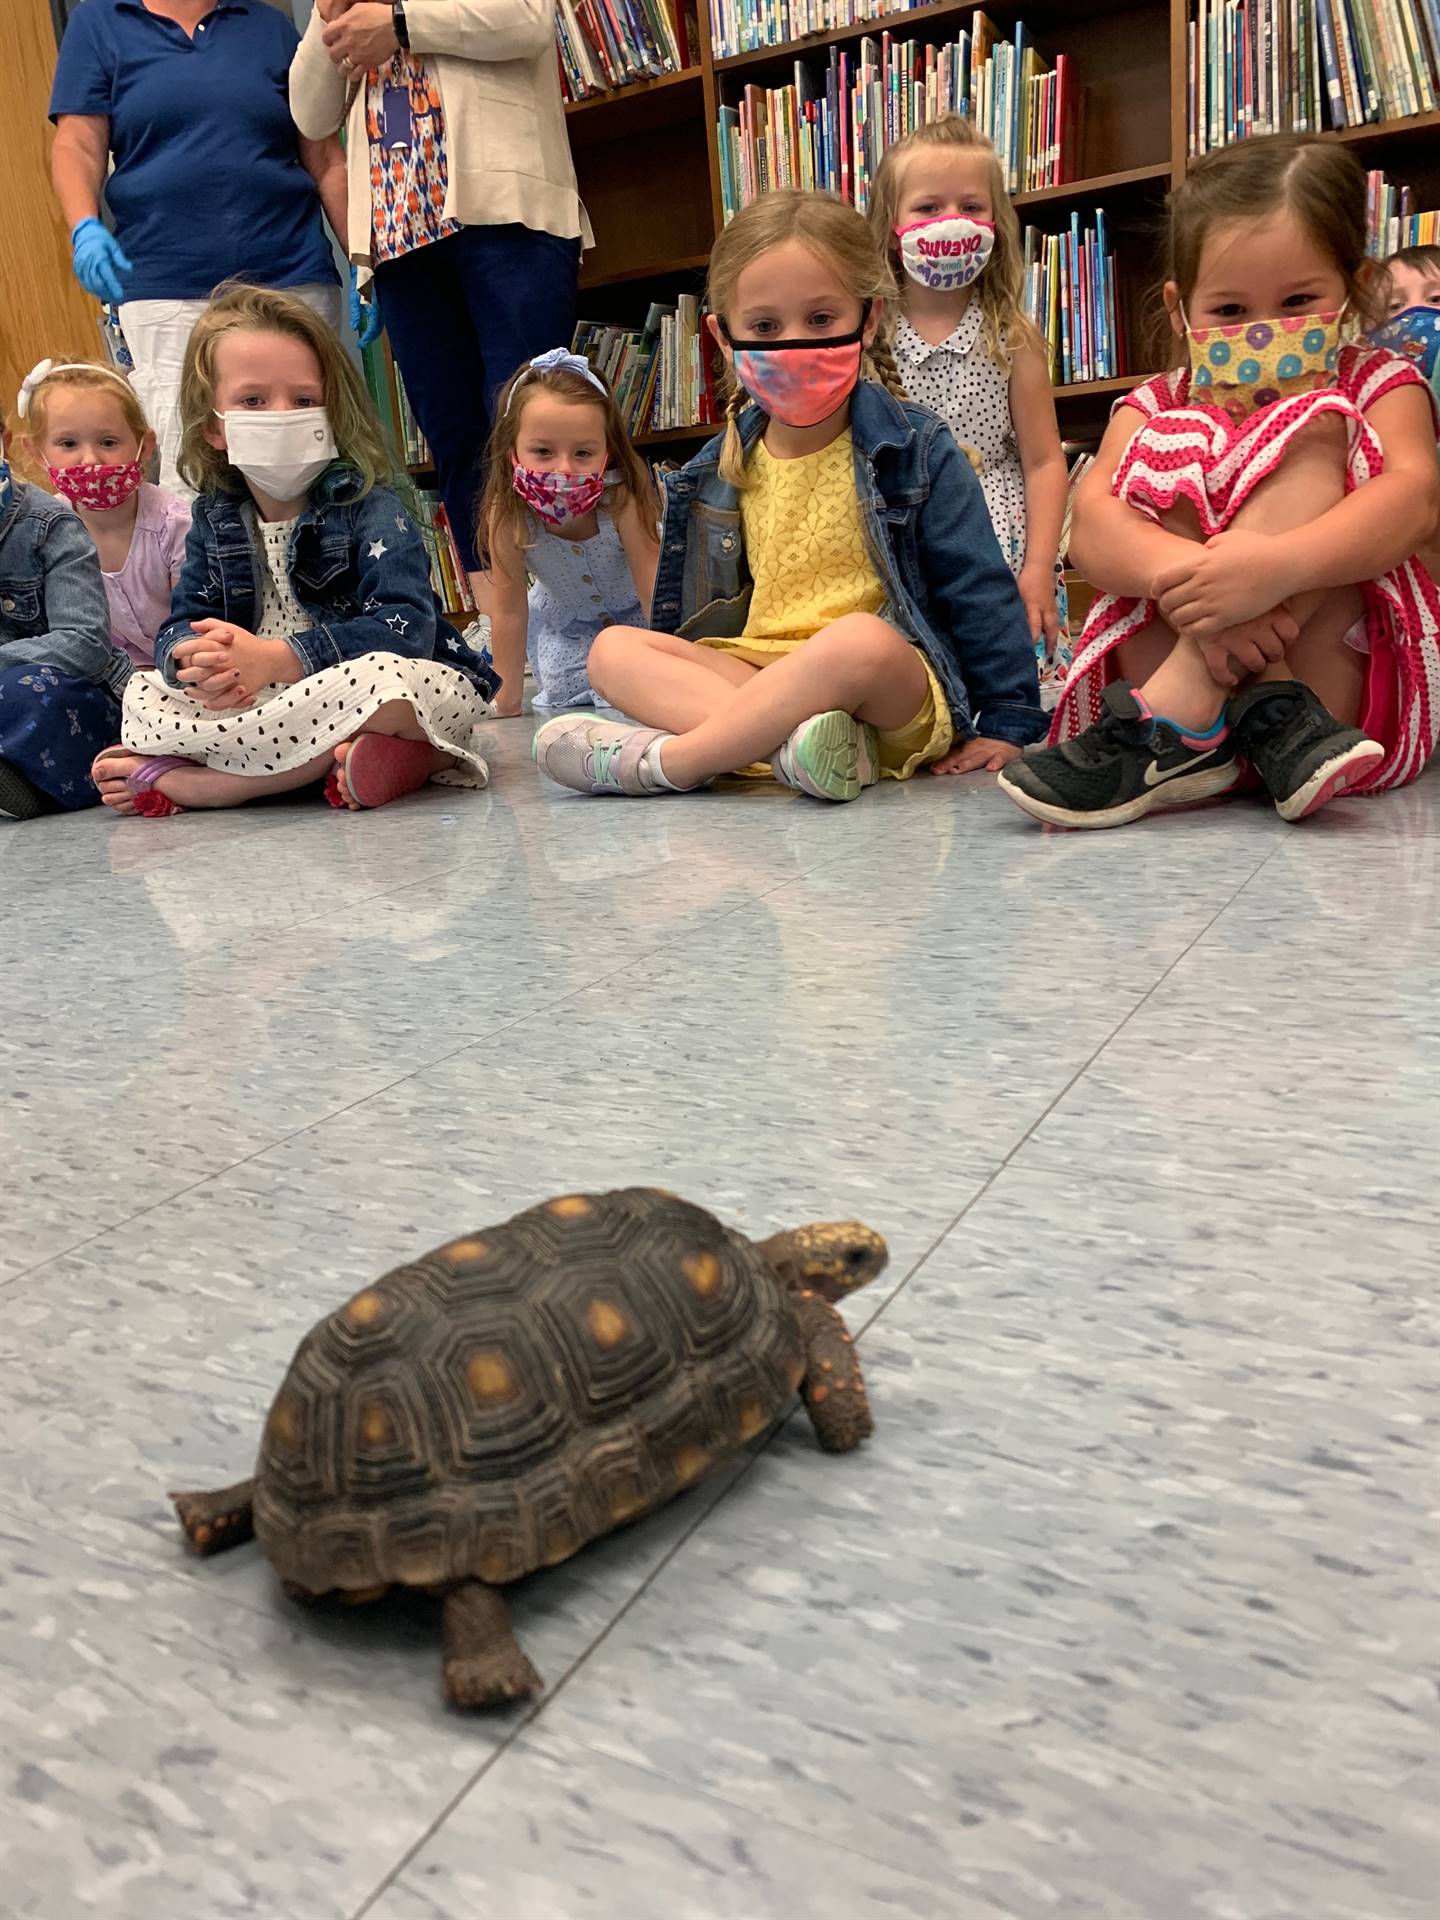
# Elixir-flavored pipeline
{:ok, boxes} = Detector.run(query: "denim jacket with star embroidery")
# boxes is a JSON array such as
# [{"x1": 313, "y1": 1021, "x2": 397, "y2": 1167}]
[
  {"x1": 154, "y1": 466, "x2": 497, "y2": 696},
  {"x1": 0, "y1": 479, "x2": 129, "y2": 696},
  {"x1": 650, "y1": 380, "x2": 1045, "y2": 747}
]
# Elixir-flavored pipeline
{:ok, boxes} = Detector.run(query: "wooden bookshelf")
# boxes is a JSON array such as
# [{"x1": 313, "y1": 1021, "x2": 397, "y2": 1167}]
[{"x1": 565, "y1": 0, "x2": 1440, "y2": 440}]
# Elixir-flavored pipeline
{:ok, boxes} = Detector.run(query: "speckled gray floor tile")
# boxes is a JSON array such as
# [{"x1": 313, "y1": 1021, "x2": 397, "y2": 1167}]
[{"x1": 2, "y1": 723, "x2": 1435, "y2": 1920}]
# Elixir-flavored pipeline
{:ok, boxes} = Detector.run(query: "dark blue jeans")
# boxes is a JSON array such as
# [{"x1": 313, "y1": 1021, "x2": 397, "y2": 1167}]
[
  {"x1": 374, "y1": 224, "x2": 581, "y2": 575},
  {"x1": 0, "y1": 661, "x2": 120, "y2": 810}
]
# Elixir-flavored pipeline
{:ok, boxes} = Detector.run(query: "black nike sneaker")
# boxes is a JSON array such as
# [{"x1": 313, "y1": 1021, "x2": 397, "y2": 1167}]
[
  {"x1": 1227, "y1": 680, "x2": 1384, "y2": 821},
  {"x1": 998, "y1": 681, "x2": 1240, "y2": 829}
]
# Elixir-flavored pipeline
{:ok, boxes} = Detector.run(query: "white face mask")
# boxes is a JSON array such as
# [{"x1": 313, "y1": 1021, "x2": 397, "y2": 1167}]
[
  {"x1": 895, "y1": 214, "x2": 996, "y2": 293},
  {"x1": 215, "y1": 407, "x2": 336, "y2": 499}
]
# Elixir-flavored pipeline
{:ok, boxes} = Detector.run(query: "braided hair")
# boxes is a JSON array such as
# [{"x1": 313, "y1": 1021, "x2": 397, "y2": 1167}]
[{"x1": 709, "y1": 190, "x2": 902, "y2": 490}]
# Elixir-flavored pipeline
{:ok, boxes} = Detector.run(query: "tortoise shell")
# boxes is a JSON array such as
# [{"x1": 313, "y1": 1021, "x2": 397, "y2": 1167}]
[{"x1": 252, "y1": 1187, "x2": 804, "y2": 1594}]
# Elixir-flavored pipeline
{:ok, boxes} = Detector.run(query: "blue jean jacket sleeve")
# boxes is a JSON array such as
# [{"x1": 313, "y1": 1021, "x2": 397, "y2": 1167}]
[
  {"x1": 916, "y1": 428, "x2": 1046, "y2": 747},
  {"x1": 0, "y1": 508, "x2": 119, "y2": 688},
  {"x1": 286, "y1": 492, "x2": 440, "y2": 676},
  {"x1": 154, "y1": 503, "x2": 212, "y2": 686}
]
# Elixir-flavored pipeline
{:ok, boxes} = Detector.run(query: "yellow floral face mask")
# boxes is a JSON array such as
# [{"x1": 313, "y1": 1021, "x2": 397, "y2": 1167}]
[{"x1": 1183, "y1": 306, "x2": 1346, "y2": 424}]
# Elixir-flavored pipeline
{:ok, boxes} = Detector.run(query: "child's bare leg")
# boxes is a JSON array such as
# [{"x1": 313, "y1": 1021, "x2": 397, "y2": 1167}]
[
  {"x1": 93, "y1": 748, "x2": 333, "y2": 815},
  {"x1": 659, "y1": 615, "x2": 928, "y2": 789},
  {"x1": 588, "y1": 627, "x2": 759, "y2": 731},
  {"x1": 1139, "y1": 416, "x2": 1351, "y2": 726},
  {"x1": 330, "y1": 698, "x2": 458, "y2": 809}
]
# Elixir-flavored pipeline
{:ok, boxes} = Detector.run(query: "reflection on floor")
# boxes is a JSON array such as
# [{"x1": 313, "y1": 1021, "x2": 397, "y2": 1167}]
[{"x1": 3, "y1": 721, "x2": 1435, "y2": 1920}]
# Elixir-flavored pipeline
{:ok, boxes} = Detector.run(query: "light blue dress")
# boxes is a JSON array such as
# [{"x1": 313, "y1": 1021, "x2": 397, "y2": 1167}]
[{"x1": 526, "y1": 501, "x2": 646, "y2": 711}]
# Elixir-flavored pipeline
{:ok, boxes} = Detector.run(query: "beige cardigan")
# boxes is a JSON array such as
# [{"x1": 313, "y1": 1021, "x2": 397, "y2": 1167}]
[{"x1": 289, "y1": 0, "x2": 592, "y2": 278}]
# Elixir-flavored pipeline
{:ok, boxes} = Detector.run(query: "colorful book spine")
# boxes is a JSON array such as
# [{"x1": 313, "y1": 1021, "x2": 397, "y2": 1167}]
[
  {"x1": 1022, "y1": 211, "x2": 1122, "y2": 386},
  {"x1": 556, "y1": 0, "x2": 689, "y2": 102}
]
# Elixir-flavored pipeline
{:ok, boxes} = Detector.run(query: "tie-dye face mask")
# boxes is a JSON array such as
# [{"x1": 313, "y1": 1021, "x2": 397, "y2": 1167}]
[
  {"x1": 722, "y1": 312, "x2": 868, "y2": 428},
  {"x1": 1183, "y1": 306, "x2": 1346, "y2": 424},
  {"x1": 1368, "y1": 305, "x2": 1440, "y2": 400}
]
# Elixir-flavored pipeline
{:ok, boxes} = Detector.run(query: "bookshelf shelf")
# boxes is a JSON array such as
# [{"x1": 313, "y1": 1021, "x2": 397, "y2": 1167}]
[
  {"x1": 565, "y1": 65, "x2": 703, "y2": 115},
  {"x1": 1013, "y1": 162, "x2": 1171, "y2": 210},
  {"x1": 564, "y1": 66, "x2": 707, "y2": 150},
  {"x1": 636, "y1": 422, "x2": 718, "y2": 446},
  {"x1": 1323, "y1": 108, "x2": 1440, "y2": 151},
  {"x1": 714, "y1": 0, "x2": 970, "y2": 75},
  {"x1": 580, "y1": 252, "x2": 711, "y2": 292},
  {"x1": 1053, "y1": 374, "x2": 1146, "y2": 399}
]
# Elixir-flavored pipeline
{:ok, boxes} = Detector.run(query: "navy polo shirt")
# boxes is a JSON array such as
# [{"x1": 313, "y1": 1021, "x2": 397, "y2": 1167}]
[{"x1": 50, "y1": 0, "x2": 337, "y2": 302}]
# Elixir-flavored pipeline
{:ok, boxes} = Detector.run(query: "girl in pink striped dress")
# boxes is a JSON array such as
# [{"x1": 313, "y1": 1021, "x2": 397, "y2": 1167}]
[{"x1": 1000, "y1": 135, "x2": 1440, "y2": 830}]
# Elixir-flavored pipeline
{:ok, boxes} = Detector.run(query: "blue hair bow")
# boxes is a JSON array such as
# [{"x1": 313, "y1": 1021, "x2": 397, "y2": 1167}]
[{"x1": 508, "y1": 346, "x2": 607, "y2": 409}]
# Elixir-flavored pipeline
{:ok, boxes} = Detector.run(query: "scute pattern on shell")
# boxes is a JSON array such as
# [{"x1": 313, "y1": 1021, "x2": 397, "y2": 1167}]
[{"x1": 252, "y1": 1188, "x2": 802, "y2": 1594}]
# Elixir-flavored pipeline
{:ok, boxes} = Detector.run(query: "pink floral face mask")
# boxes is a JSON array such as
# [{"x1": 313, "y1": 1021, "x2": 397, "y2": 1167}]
[
  {"x1": 721, "y1": 311, "x2": 869, "y2": 428},
  {"x1": 511, "y1": 456, "x2": 606, "y2": 529},
  {"x1": 48, "y1": 459, "x2": 145, "y2": 513}
]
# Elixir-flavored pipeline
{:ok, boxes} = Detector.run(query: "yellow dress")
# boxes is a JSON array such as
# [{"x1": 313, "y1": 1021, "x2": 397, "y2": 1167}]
[{"x1": 697, "y1": 431, "x2": 952, "y2": 778}]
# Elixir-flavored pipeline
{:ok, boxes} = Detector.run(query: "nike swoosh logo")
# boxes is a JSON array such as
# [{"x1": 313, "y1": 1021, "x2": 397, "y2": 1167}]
[{"x1": 1143, "y1": 748, "x2": 1222, "y2": 787}]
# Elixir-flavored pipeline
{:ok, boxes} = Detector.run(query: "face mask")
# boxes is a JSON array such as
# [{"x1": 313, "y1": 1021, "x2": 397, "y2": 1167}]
[
  {"x1": 0, "y1": 454, "x2": 12, "y2": 512},
  {"x1": 894, "y1": 215, "x2": 996, "y2": 293},
  {"x1": 1368, "y1": 305, "x2": 1440, "y2": 396},
  {"x1": 1184, "y1": 307, "x2": 1346, "y2": 423},
  {"x1": 48, "y1": 458, "x2": 145, "y2": 513},
  {"x1": 510, "y1": 457, "x2": 606, "y2": 529},
  {"x1": 216, "y1": 407, "x2": 336, "y2": 499},
  {"x1": 722, "y1": 311, "x2": 868, "y2": 428}
]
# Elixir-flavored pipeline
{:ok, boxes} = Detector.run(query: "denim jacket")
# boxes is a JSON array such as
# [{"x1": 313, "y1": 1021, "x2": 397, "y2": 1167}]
[
  {"x1": 155, "y1": 467, "x2": 497, "y2": 697},
  {"x1": 0, "y1": 480, "x2": 130, "y2": 696},
  {"x1": 651, "y1": 381, "x2": 1046, "y2": 746}
]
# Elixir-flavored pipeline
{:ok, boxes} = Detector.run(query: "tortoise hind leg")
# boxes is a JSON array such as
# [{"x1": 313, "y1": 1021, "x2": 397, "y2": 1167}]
[
  {"x1": 793, "y1": 1290, "x2": 874, "y2": 1453},
  {"x1": 442, "y1": 1581, "x2": 543, "y2": 1709},
  {"x1": 170, "y1": 1479, "x2": 256, "y2": 1555}
]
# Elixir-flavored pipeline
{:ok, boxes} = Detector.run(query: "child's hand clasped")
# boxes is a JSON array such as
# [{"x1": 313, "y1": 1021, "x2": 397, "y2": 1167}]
[
  {"x1": 1152, "y1": 529, "x2": 1295, "y2": 638},
  {"x1": 174, "y1": 619, "x2": 301, "y2": 710}
]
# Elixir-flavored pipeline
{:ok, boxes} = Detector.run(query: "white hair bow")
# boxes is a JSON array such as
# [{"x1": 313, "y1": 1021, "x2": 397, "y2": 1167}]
[{"x1": 16, "y1": 357, "x2": 135, "y2": 419}]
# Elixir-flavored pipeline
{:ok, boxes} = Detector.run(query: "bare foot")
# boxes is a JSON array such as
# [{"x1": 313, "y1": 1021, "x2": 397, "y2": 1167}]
[
  {"x1": 91, "y1": 749, "x2": 180, "y2": 816},
  {"x1": 330, "y1": 737, "x2": 455, "y2": 810}
]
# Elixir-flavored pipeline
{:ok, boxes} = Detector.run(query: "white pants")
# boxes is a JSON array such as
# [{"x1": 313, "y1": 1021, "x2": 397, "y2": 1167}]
[{"x1": 118, "y1": 283, "x2": 343, "y2": 493}]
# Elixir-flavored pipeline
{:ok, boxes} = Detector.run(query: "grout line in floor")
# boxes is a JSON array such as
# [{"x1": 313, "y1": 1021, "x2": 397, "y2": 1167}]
[{"x1": 345, "y1": 832, "x2": 1289, "y2": 1918}]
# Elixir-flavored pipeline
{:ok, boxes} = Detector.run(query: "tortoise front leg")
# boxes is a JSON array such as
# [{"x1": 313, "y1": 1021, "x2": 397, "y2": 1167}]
[
  {"x1": 170, "y1": 1479, "x2": 256, "y2": 1555},
  {"x1": 793, "y1": 1290, "x2": 874, "y2": 1453},
  {"x1": 442, "y1": 1581, "x2": 543, "y2": 1709}
]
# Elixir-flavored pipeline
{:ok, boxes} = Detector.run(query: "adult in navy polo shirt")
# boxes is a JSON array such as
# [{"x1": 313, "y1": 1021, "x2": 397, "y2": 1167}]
[{"x1": 50, "y1": 0, "x2": 348, "y2": 491}]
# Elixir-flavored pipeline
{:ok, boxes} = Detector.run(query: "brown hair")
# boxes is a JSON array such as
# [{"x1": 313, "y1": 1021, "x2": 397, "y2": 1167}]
[
  {"x1": 14, "y1": 361, "x2": 151, "y2": 482},
  {"x1": 1165, "y1": 134, "x2": 1379, "y2": 356},
  {"x1": 707, "y1": 190, "x2": 909, "y2": 488},
  {"x1": 177, "y1": 281, "x2": 393, "y2": 496},
  {"x1": 1383, "y1": 241, "x2": 1440, "y2": 282},
  {"x1": 476, "y1": 360, "x2": 658, "y2": 569},
  {"x1": 868, "y1": 115, "x2": 1042, "y2": 370}
]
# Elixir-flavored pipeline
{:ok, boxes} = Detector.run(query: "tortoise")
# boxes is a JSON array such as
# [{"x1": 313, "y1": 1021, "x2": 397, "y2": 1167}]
[{"x1": 172, "y1": 1187, "x2": 886, "y2": 1708}]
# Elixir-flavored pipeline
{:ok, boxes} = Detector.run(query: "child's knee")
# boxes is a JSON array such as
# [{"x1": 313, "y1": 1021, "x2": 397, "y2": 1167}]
[
  {"x1": 815, "y1": 613, "x2": 911, "y2": 680},
  {"x1": 586, "y1": 625, "x2": 636, "y2": 696}
]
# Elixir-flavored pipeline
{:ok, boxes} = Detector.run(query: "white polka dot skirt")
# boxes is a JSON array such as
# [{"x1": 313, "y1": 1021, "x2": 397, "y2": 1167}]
[{"x1": 121, "y1": 655, "x2": 490, "y2": 788}]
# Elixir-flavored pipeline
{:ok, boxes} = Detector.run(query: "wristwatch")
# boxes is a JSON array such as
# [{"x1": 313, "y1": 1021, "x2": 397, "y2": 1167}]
[{"x1": 392, "y1": 1, "x2": 409, "y2": 49}]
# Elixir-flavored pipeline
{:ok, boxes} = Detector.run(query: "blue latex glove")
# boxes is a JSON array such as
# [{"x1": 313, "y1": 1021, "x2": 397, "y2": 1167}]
[
  {"x1": 71, "y1": 217, "x2": 132, "y2": 306},
  {"x1": 349, "y1": 266, "x2": 384, "y2": 350}
]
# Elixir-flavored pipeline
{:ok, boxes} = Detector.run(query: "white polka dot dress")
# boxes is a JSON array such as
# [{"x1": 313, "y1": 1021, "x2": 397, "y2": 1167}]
[
  {"x1": 895, "y1": 306, "x2": 1028, "y2": 572},
  {"x1": 121, "y1": 513, "x2": 489, "y2": 787}
]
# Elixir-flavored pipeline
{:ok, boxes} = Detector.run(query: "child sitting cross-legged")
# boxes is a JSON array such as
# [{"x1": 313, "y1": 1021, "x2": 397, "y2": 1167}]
[
  {"x1": 92, "y1": 283, "x2": 496, "y2": 818},
  {"x1": 532, "y1": 189, "x2": 1045, "y2": 802}
]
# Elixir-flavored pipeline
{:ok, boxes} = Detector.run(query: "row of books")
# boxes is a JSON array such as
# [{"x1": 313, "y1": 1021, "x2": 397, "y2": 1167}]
[
  {"x1": 709, "y1": 0, "x2": 927, "y2": 61},
  {"x1": 572, "y1": 298, "x2": 723, "y2": 435},
  {"x1": 555, "y1": 0, "x2": 695, "y2": 104},
  {"x1": 1366, "y1": 167, "x2": 1440, "y2": 253},
  {"x1": 1188, "y1": 0, "x2": 1440, "y2": 149},
  {"x1": 715, "y1": 22, "x2": 1080, "y2": 219},
  {"x1": 1021, "y1": 212, "x2": 1125, "y2": 387},
  {"x1": 410, "y1": 489, "x2": 478, "y2": 617}
]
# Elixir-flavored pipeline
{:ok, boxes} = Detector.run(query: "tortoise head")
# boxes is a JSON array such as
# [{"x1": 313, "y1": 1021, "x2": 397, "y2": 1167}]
[{"x1": 756, "y1": 1222, "x2": 889, "y2": 1303}]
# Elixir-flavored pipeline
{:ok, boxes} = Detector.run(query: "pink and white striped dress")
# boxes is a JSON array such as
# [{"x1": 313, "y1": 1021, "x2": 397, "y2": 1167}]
[{"x1": 1052, "y1": 345, "x2": 1440, "y2": 792}]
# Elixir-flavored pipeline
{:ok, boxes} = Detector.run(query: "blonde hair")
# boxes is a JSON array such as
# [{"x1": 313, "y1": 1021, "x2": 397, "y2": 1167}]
[
  {"x1": 869, "y1": 115, "x2": 1042, "y2": 370},
  {"x1": 15, "y1": 361, "x2": 151, "y2": 482},
  {"x1": 177, "y1": 282, "x2": 393, "y2": 497},
  {"x1": 477, "y1": 360, "x2": 658, "y2": 568},
  {"x1": 707, "y1": 191, "x2": 909, "y2": 488}
]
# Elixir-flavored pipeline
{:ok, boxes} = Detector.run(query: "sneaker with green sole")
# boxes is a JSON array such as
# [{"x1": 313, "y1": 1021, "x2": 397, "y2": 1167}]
[
  {"x1": 773, "y1": 710, "x2": 880, "y2": 802},
  {"x1": 532, "y1": 714, "x2": 672, "y2": 796}
]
